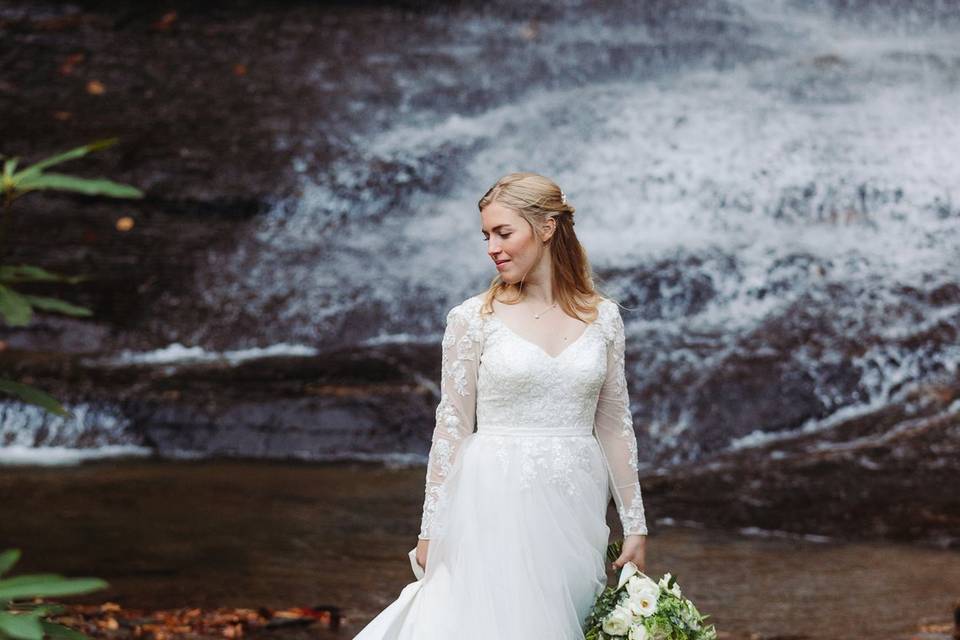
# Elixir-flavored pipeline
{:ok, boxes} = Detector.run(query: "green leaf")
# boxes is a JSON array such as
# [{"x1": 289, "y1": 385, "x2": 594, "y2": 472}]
[
  {"x1": 0, "y1": 285, "x2": 32, "y2": 326},
  {"x1": 17, "y1": 604, "x2": 65, "y2": 618},
  {"x1": 15, "y1": 174, "x2": 143, "y2": 199},
  {"x1": 0, "y1": 573, "x2": 63, "y2": 589},
  {"x1": 2, "y1": 158, "x2": 18, "y2": 184},
  {"x1": 12, "y1": 139, "x2": 118, "y2": 182},
  {"x1": 0, "y1": 380, "x2": 71, "y2": 419},
  {"x1": 0, "y1": 575, "x2": 108, "y2": 600},
  {"x1": 38, "y1": 621, "x2": 89, "y2": 640},
  {"x1": 21, "y1": 296, "x2": 91, "y2": 318},
  {"x1": 605, "y1": 539, "x2": 623, "y2": 564},
  {"x1": 0, "y1": 266, "x2": 86, "y2": 285},
  {"x1": 0, "y1": 551, "x2": 20, "y2": 578},
  {"x1": 0, "y1": 612, "x2": 43, "y2": 640}
]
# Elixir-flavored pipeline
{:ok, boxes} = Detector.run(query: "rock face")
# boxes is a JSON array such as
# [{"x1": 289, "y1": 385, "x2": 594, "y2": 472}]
[{"x1": 2, "y1": 0, "x2": 960, "y2": 547}]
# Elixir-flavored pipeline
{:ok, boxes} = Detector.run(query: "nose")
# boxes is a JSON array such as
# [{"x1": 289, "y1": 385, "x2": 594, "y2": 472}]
[{"x1": 487, "y1": 238, "x2": 502, "y2": 258}]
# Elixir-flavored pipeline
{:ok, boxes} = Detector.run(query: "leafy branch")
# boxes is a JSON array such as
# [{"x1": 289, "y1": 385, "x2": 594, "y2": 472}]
[
  {"x1": 0, "y1": 138, "x2": 143, "y2": 418},
  {"x1": 0, "y1": 549, "x2": 108, "y2": 640}
]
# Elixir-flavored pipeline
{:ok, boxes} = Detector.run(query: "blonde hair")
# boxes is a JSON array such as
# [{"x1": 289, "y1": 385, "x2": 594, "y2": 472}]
[{"x1": 476, "y1": 171, "x2": 613, "y2": 323}]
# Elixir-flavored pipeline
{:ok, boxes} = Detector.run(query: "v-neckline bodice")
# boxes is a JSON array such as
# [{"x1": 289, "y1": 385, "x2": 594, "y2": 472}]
[{"x1": 488, "y1": 311, "x2": 594, "y2": 360}]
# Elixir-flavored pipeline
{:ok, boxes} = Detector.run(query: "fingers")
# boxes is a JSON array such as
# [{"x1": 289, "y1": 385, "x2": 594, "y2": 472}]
[{"x1": 611, "y1": 555, "x2": 645, "y2": 571}]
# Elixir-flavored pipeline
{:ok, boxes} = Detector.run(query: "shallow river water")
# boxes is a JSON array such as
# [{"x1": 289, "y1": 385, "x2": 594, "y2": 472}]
[{"x1": 1, "y1": 459, "x2": 957, "y2": 639}]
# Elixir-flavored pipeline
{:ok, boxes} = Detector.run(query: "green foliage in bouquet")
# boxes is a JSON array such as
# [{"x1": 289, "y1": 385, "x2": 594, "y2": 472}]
[
  {"x1": 0, "y1": 549, "x2": 108, "y2": 640},
  {"x1": 584, "y1": 541, "x2": 717, "y2": 640},
  {"x1": 606, "y1": 539, "x2": 623, "y2": 564}
]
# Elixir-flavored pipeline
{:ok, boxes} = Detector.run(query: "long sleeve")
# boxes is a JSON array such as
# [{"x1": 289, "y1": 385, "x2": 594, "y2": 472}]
[
  {"x1": 418, "y1": 301, "x2": 481, "y2": 540},
  {"x1": 593, "y1": 302, "x2": 648, "y2": 536}
]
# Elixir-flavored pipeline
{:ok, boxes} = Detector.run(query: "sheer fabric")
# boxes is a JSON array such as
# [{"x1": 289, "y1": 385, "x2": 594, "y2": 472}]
[
  {"x1": 418, "y1": 303, "x2": 482, "y2": 539},
  {"x1": 418, "y1": 294, "x2": 648, "y2": 539},
  {"x1": 353, "y1": 294, "x2": 648, "y2": 640},
  {"x1": 590, "y1": 302, "x2": 649, "y2": 536}
]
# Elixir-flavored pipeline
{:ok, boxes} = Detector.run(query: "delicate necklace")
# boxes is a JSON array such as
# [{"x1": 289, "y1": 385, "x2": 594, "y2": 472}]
[{"x1": 533, "y1": 302, "x2": 557, "y2": 319}]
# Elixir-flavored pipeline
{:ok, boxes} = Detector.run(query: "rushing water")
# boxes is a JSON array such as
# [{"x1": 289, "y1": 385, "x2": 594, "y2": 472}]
[
  {"x1": 1, "y1": 0, "x2": 958, "y2": 503},
  {"x1": 179, "y1": 0, "x2": 960, "y2": 462},
  {"x1": 0, "y1": 459, "x2": 956, "y2": 640}
]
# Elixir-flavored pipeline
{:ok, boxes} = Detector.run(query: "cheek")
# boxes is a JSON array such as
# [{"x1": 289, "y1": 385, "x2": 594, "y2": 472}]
[{"x1": 506, "y1": 235, "x2": 533, "y2": 257}]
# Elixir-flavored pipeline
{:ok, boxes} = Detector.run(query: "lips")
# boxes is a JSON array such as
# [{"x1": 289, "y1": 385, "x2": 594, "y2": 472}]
[{"x1": 495, "y1": 260, "x2": 510, "y2": 267}]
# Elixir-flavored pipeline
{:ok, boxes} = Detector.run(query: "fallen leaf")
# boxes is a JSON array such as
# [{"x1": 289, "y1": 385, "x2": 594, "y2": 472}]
[
  {"x1": 59, "y1": 53, "x2": 85, "y2": 76},
  {"x1": 152, "y1": 11, "x2": 178, "y2": 30}
]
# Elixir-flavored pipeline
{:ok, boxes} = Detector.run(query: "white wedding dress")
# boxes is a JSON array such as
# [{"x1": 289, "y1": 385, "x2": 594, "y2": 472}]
[{"x1": 353, "y1": 294, "x2": 648, "y2": 640}]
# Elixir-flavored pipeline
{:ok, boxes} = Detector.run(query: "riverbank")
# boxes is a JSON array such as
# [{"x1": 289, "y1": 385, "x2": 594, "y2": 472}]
[{"x1": 1, "y1": 458, "x2": 957, "y2": 639}]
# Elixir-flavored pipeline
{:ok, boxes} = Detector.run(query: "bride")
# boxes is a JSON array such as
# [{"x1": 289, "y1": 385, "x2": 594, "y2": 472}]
[{"x1": 353, "y1": 172, "x2": 648, "y2": 639}]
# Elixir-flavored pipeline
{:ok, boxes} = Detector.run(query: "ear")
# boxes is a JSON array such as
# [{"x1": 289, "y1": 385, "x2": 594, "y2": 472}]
[{"x1": 541, "y1": 217, "x2": 557, "y2": 243}]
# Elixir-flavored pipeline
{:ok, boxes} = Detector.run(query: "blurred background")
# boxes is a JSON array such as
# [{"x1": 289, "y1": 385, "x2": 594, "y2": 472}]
[{"x1": 1, "y1": 0, "x2": 958, "y2": 638}]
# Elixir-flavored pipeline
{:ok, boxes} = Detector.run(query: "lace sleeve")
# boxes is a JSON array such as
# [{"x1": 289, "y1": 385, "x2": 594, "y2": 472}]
[
  {"x1": 593, "y1": 301, "x2": 648, "y2": 536},
  {"x1": 418, "y1": 301, "x2": 481, "y2": 540}
]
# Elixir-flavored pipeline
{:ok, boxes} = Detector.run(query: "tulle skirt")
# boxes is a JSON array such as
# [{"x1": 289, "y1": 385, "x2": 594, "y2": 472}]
[{"x1": 353, "y1": 430, "x2": 612, "y2": 640}]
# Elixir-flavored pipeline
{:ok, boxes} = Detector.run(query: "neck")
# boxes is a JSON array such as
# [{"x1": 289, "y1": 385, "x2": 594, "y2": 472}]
[
  {"x1": 518, "y1": 249, "x2": 555, "y2": 306},
  {"x1": 518, "y1": 279, "x2": 554, "y2": 308}
]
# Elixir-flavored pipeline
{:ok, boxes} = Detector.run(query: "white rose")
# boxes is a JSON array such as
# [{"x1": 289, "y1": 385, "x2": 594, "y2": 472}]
[
  {"x1": 628, "y1": 623, "x2": 650, "y2": 640},
  {"x1": 602, "y1": 606, "x2": 633, "y2": 636},
  {"x1": 626, "y1": 584, "x2": 659, "y2": 617},
  {"x1": 626, "y1": 574, "x2": 659, "y2": 598}
]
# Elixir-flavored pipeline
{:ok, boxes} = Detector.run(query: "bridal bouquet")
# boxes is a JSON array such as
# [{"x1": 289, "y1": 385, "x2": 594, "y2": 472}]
[{"x1": 583, "y1": 544, "x2": 716, "y2": 640}]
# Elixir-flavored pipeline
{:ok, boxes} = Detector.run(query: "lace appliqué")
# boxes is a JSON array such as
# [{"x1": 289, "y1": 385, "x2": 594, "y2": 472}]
[
  {"x1": 486, "y1": 435, "x2": 598, "y2": 497},
  {"x1": 610, "y1": 313, "x2": 640, "y2": 474},
  {"x1": 419, "y1": 296, "x2": 648, "y2": 539},
  {"x1": 594, "y1": 300, "x2": 648, "y2": 536},
  {"x1": 620, "y1": 488, "x2": 648, "y2": 535},
  {"x1": 419, "y1": 298, "x2": 484, "y2": 540}
]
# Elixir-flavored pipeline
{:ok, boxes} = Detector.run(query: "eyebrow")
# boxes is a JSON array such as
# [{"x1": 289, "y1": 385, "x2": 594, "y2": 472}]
[{"x1": 481, "y1": 224, "x2": 512, "y2": 233}]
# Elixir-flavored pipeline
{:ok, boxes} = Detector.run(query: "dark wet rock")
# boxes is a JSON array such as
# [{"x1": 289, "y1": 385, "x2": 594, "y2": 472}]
[
  {"x1": 0, "y1": 340, "x2": 439, "y2": 458},
  {"x1": 3, "y1": 339, "x2": 959, "y2": 546},
  {"x1": 649, "y1": 381, "x2": 960, "y2": 548}
]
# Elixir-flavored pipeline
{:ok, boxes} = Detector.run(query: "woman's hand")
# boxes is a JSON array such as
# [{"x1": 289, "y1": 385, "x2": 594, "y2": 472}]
[
  {"x1": 415, "y1": 538, "x2": 430, "y2": 572},
  {"x1": 611, "y1": 534, "x2": 646, "y2": 572}
]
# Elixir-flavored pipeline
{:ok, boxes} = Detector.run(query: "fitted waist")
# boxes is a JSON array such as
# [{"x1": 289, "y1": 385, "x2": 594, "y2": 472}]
[{"x1": 475, "y1": 423, "x2": 595, "y2": 437}]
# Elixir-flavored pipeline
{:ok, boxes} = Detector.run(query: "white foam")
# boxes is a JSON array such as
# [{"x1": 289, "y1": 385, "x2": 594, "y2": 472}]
[
  {"x1": 0, "y1": 401, "x2": 144, "y2": 462},
  {"x1": 0, "y1": 444, "x2": 152, "y2": 466},
  {"x1": 101, "y1": 342, "x2": 319, "y2": 366},
  {"x1": 738, "y1": 526, "x2": 834, "y2": 543}
]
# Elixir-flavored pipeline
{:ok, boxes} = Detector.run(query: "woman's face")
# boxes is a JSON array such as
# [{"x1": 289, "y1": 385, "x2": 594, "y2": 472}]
[{"x1": 480, "y1": 201, "x2": 551, "y2": 284}]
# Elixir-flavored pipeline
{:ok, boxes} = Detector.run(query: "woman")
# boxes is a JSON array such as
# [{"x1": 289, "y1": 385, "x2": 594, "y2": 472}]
[{"x1": 353, "y1": 172, "x2": 648, "y2": 639}]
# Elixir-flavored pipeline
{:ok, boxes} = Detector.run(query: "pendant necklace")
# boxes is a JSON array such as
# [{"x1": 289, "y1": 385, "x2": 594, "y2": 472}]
[{"x1": 533, "y1": 302, "x2": 557, "y2": 320}]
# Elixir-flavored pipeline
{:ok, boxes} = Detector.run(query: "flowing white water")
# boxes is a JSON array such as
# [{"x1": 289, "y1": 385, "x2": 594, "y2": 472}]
[{"x1": 5, "y1": 0, "x2": 959, "y2": 465}]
